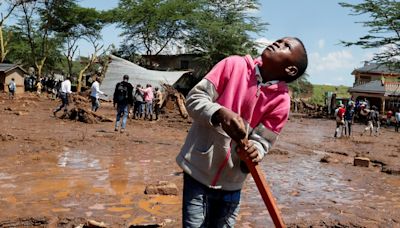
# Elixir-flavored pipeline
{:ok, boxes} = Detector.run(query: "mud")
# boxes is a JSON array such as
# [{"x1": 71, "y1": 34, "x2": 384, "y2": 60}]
[{"x1": 0, "y1": 93, "x2": 399, "y2": 227}]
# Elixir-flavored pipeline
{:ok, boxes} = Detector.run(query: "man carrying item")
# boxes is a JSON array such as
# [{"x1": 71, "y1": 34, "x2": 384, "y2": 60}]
[
  {"x1": 53, "y1": 76, "x2": 72, "y2": 117},
  {"x1": 176, "y1": 37, "x2": 308, "y2": 227},
  {"x1": 90, "y1": 76, "x2": 106, "y2": 112},
  {"x1": 113, "y1": 74, "x2": 133, "y2": 133}
]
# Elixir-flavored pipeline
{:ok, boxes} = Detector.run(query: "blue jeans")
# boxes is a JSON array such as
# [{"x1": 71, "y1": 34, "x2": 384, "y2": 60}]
[
  {"x1": 54, "y1": 92, "x2": 69, "y2": 113},
  {"x1": 145, "y1": 101, "x2": 153, "y2": 118},
  {"x1": 91, "y1": 96, "x2": 100, "y2": 112},
  {"x1": 115, "y1": 104, "x2": 128, "y2": 129},
  {"x1": 182, "y1": 173, "x2": 240, "y2": 228}
]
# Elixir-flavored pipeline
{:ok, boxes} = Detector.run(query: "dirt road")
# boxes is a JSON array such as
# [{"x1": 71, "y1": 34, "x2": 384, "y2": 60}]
[{"x1": 0, "y1": 93, "x2": 399, "y2": 227}]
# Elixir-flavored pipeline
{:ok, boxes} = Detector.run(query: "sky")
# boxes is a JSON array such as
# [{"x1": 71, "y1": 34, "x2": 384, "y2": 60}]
[{"x1": 3, "y1": 0, "x2": 378, "y2": 86}]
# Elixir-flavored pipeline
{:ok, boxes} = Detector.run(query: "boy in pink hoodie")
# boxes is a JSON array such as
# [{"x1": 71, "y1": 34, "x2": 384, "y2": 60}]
[{"x1": 176, "y1": 37, "x2": 308, "y2": 227}]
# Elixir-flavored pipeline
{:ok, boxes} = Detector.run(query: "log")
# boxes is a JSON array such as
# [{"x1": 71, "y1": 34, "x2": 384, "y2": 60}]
[{"x1": 175, "y1": 93, "x2": 188, "y2": 119}]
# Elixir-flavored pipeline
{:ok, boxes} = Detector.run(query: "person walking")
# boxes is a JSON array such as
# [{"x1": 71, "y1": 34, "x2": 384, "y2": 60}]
[
  {"x1": 344, "y1": 102, "x2": 355, "y2": 137},
  {"x1": 53, "y1": 77, "x2": 72, "y2": 117},
  {"x1": 113, "y1": 75, "x2": 133, "y2": 133},
  {"x1": 176, "y1": 37, "x2": 308, "y2": 227},
  {"x1": 8, "y1": 78, "x2": 16, "y2": 99},
  {"x1": 90, "y1": 76, "x2": 106, "y2": 112},
  {"x1": 362, "y1": 105, "x2": 379, "y2": 136},
  {"x1": 154, "y1": 87, "x2": 163, "y2": 120},
  {"x1": 334, "y1": 104, "x2": 346, "y2": 138},
  {"x1": 395, "y1": 107, "x2": 400, "y2": 132}
]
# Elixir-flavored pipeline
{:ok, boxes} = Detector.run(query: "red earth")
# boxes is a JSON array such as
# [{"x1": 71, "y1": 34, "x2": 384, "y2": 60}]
[{"x1": 0, "y1": 93, "x2": 399, "y2": 227}]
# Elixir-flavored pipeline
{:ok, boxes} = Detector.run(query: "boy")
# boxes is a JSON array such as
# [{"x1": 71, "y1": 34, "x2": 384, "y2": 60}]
[
  {"x1": 8, "y1": 78, "x2": 16, "y2": 99},
  {"x1": 176, "y1": 37, "x2": 308, "y2": 227}
]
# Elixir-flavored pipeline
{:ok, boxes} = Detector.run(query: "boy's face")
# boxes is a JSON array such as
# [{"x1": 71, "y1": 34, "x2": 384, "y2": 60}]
[{"x1": 260, "y1": 37, "x2": 304, "y2": 79}]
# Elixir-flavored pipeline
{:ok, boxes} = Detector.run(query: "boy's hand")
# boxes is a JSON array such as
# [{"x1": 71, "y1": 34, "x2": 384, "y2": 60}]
[
  {"x1": 237, "y1": 141, "x2": 261, "y2": 163},
  {"x1": 212, "y1": 108, "x2": 247, "y2": 143}
]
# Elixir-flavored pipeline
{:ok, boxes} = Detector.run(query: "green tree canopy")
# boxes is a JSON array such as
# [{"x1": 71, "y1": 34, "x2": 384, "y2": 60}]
[
  {"x1": 185, "y1": 0, "x2": 267, "y2": 71},
  {"x1": 111, "y1": 0, "x2": 196, "y2": 55},
  {"x1": 339, "y1": 0, "x2": 400, "y2": 68}
]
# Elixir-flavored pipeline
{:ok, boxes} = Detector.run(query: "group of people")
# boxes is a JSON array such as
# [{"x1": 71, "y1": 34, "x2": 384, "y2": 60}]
[
  {"x1": 113, "y1": 74, "x2": 163, "y2": 133},
  {"x1": 334, "y1": 100, "x2": 400, "y2": 137},
  {"x1": 334, "y1": 102, "x2": 357, "y2": 137}
]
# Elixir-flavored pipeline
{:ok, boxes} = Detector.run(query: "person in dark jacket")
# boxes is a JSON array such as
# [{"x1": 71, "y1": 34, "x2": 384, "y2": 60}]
[{"x1": 113, "y1": 75, "x2": 133, "y2": 133}]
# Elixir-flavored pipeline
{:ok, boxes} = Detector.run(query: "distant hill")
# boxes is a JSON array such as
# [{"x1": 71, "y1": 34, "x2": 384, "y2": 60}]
[{"x1": 310, "y1": 84, "x2": 351, "y2": 105}]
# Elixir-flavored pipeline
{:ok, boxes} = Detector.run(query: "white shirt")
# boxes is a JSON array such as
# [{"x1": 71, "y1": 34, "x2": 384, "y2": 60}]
[
  {"x1": 60, "y1": 79, "x2": 72, "y2": 94},
  {"x1": 395, "y1": 112, "x2": 400, "y2": 122},
  {"x1": 90, "y1": 81, "x2": 104, "y2": 98}
]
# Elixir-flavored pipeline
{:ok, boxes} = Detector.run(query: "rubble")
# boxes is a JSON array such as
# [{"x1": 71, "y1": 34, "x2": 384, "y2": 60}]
[{"x1": 144, "y1": 181, "x2": 178, "y2": 195}]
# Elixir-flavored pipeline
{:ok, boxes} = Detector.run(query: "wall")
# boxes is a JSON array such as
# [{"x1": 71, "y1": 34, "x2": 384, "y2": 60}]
[{"x1": 2, "y1": 69, "x2": 25, "y2": 94}]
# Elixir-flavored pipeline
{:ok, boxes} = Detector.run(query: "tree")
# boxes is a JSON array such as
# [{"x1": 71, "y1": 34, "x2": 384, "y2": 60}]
[
  {"x1": 0, "y1": 0, "x2": 23, "y2": 63},
  {"x1": 111, "y1": 0, "x2": 196, "y2": 55},
  {"x1": 339, "y1": 0, "x2": 400, "y2": 68},
  {"x1": 49, "y1": 3, "x2": 104, "y2": 78},
  {"x1": 185, "y1": 0, "x2": 267, "y2": 72},
  {"x1": 16, "y1": 0, "x2": 61, "y2": 78}
]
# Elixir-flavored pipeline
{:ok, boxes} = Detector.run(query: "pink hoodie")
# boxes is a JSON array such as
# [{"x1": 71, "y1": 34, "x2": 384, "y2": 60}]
[{"x1": 205, "y1": 55, "x2": 290, "y2": 134}]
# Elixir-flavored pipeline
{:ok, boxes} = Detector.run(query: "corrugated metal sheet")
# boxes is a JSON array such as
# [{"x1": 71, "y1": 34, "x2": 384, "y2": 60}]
[{"x1": 101, "y1": 55, "x2": 188, "y2": 98}]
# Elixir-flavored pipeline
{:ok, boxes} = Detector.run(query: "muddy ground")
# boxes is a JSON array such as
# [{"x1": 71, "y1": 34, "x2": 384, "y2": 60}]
[{"x1": 0, "y1": 93, "x2": 399, "y2": 228}]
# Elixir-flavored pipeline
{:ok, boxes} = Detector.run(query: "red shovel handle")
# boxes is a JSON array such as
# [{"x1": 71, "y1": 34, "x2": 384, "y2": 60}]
[{"x1": 238, "y1": 149, "x2": 286, "y2": 228}]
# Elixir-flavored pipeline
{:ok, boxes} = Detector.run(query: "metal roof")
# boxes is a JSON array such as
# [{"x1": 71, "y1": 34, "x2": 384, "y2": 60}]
[
  {"x1": 0, "y1": 63, "x2": 27, "y2": 74},
  {"x1": 349, "y1": 80, "x2": 385, "y2": 94},
  {"x1": 352, "y1": 62, "x2": 400, "y2": 75},
  {"x1": 101, "y1": 55, "x2": 188, "y2": 98}
]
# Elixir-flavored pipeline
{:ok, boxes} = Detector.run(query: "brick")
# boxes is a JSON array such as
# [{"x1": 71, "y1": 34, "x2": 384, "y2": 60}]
[{"x1": 354, "y1": 157, "x2": 370, "y2": 167}]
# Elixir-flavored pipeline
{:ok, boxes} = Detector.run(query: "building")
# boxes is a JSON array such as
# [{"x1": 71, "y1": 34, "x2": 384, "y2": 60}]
[
  {"x1": 0, "y1": 63, "x2": 27, "y2": 94},
  {"x1": 349, "y1": 62, "x2": 400, "y2": 113}
]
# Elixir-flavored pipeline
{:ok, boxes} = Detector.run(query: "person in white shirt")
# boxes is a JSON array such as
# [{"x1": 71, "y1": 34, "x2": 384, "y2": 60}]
[
  {"x1": 90, "y1": 76, "x2": 106, "y2": 112},
  {"x1": 53, "y1": 77, "x2": 72, "y2": 116},
  {"x1": 395, "y1": 108, "x2": 400, "y2": 132}
]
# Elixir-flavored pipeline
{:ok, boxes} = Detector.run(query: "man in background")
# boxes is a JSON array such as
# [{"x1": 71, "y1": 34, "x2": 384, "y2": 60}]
[{"x1": 113, "y1": 74, "x2": 133, "y2": 133}]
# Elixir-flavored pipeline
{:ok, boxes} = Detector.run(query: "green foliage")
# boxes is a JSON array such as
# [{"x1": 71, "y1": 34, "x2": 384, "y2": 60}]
[
  {"x1": 112, "y1": 0, "x2": 196, "y2": 55},
  {"x1": 339, "y1": 0, "x2": 400, "y2": 68},
  {"x1": 310, "y1": 84, "x2": 351, "y2": 105},
  {"x1": 288, "y1": 74, "x2": 313, "y2": 98},
  {"x1": 186, "y1": 0, "x2": 267, "y2": 71}
]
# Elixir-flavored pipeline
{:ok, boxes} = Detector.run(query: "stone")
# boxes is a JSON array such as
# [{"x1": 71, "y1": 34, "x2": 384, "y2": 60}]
[
  {"x1": 354, "y1": 157, "x2": 370, "y2": 167},
  {"x1": 145, "y1": 181, "x2": 178, "y2": 195}
]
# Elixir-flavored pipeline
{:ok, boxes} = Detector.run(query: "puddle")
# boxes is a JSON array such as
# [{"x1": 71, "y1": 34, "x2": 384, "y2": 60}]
[{"x1": 57, "y1": 149, "x2": 101, "y2": 170}]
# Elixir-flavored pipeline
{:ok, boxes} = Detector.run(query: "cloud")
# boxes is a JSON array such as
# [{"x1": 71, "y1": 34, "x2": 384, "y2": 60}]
[
  {"x1": 318, "y1": 39, "x2": 325, "y2": 49},
  {"x1": 309, "y1": 50, "x2": 355, "y2": 72}
]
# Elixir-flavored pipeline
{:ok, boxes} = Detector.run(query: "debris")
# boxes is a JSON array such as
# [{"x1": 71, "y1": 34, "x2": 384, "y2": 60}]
[
  {"x1": 1, "y1": 133, "x2": 16, "y2": 141},
  {"x1": 320, "y1": 155, "x2": 331, "y2": 163},
  {"x1": 60, "y1": 107, "x2": 113, "y2": 124},
  {"x1": 86, "y1": 219, "x2": 108, "y2": 228},
  {"x1": 162, "y1": 84, "x2": 188, "y2": 119},
  {"x1": 354, "y1": 157, "x2": 370, "y2": 167},
  {"x1": 144, "y1": 181, "x2": 178, "y2": 195}
]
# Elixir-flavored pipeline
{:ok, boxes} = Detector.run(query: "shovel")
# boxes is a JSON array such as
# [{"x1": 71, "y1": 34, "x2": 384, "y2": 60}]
[{"x1": 234, "y1": 120, "x2": 286, "y2": 228}]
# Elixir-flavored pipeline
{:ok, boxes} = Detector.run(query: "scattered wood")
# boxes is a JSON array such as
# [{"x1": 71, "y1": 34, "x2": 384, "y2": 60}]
[
  {"x1": 60, "y1": 107, "x2": 113, "y2": 124},
  {"x1": 162, "y1": 84, "x2": 188, "y2": 119}
]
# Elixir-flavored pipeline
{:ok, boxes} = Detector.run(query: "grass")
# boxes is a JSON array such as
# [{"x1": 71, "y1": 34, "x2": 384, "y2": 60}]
[{"x1": 309, "y1": 84, "x2": 351, "y2": 105}]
